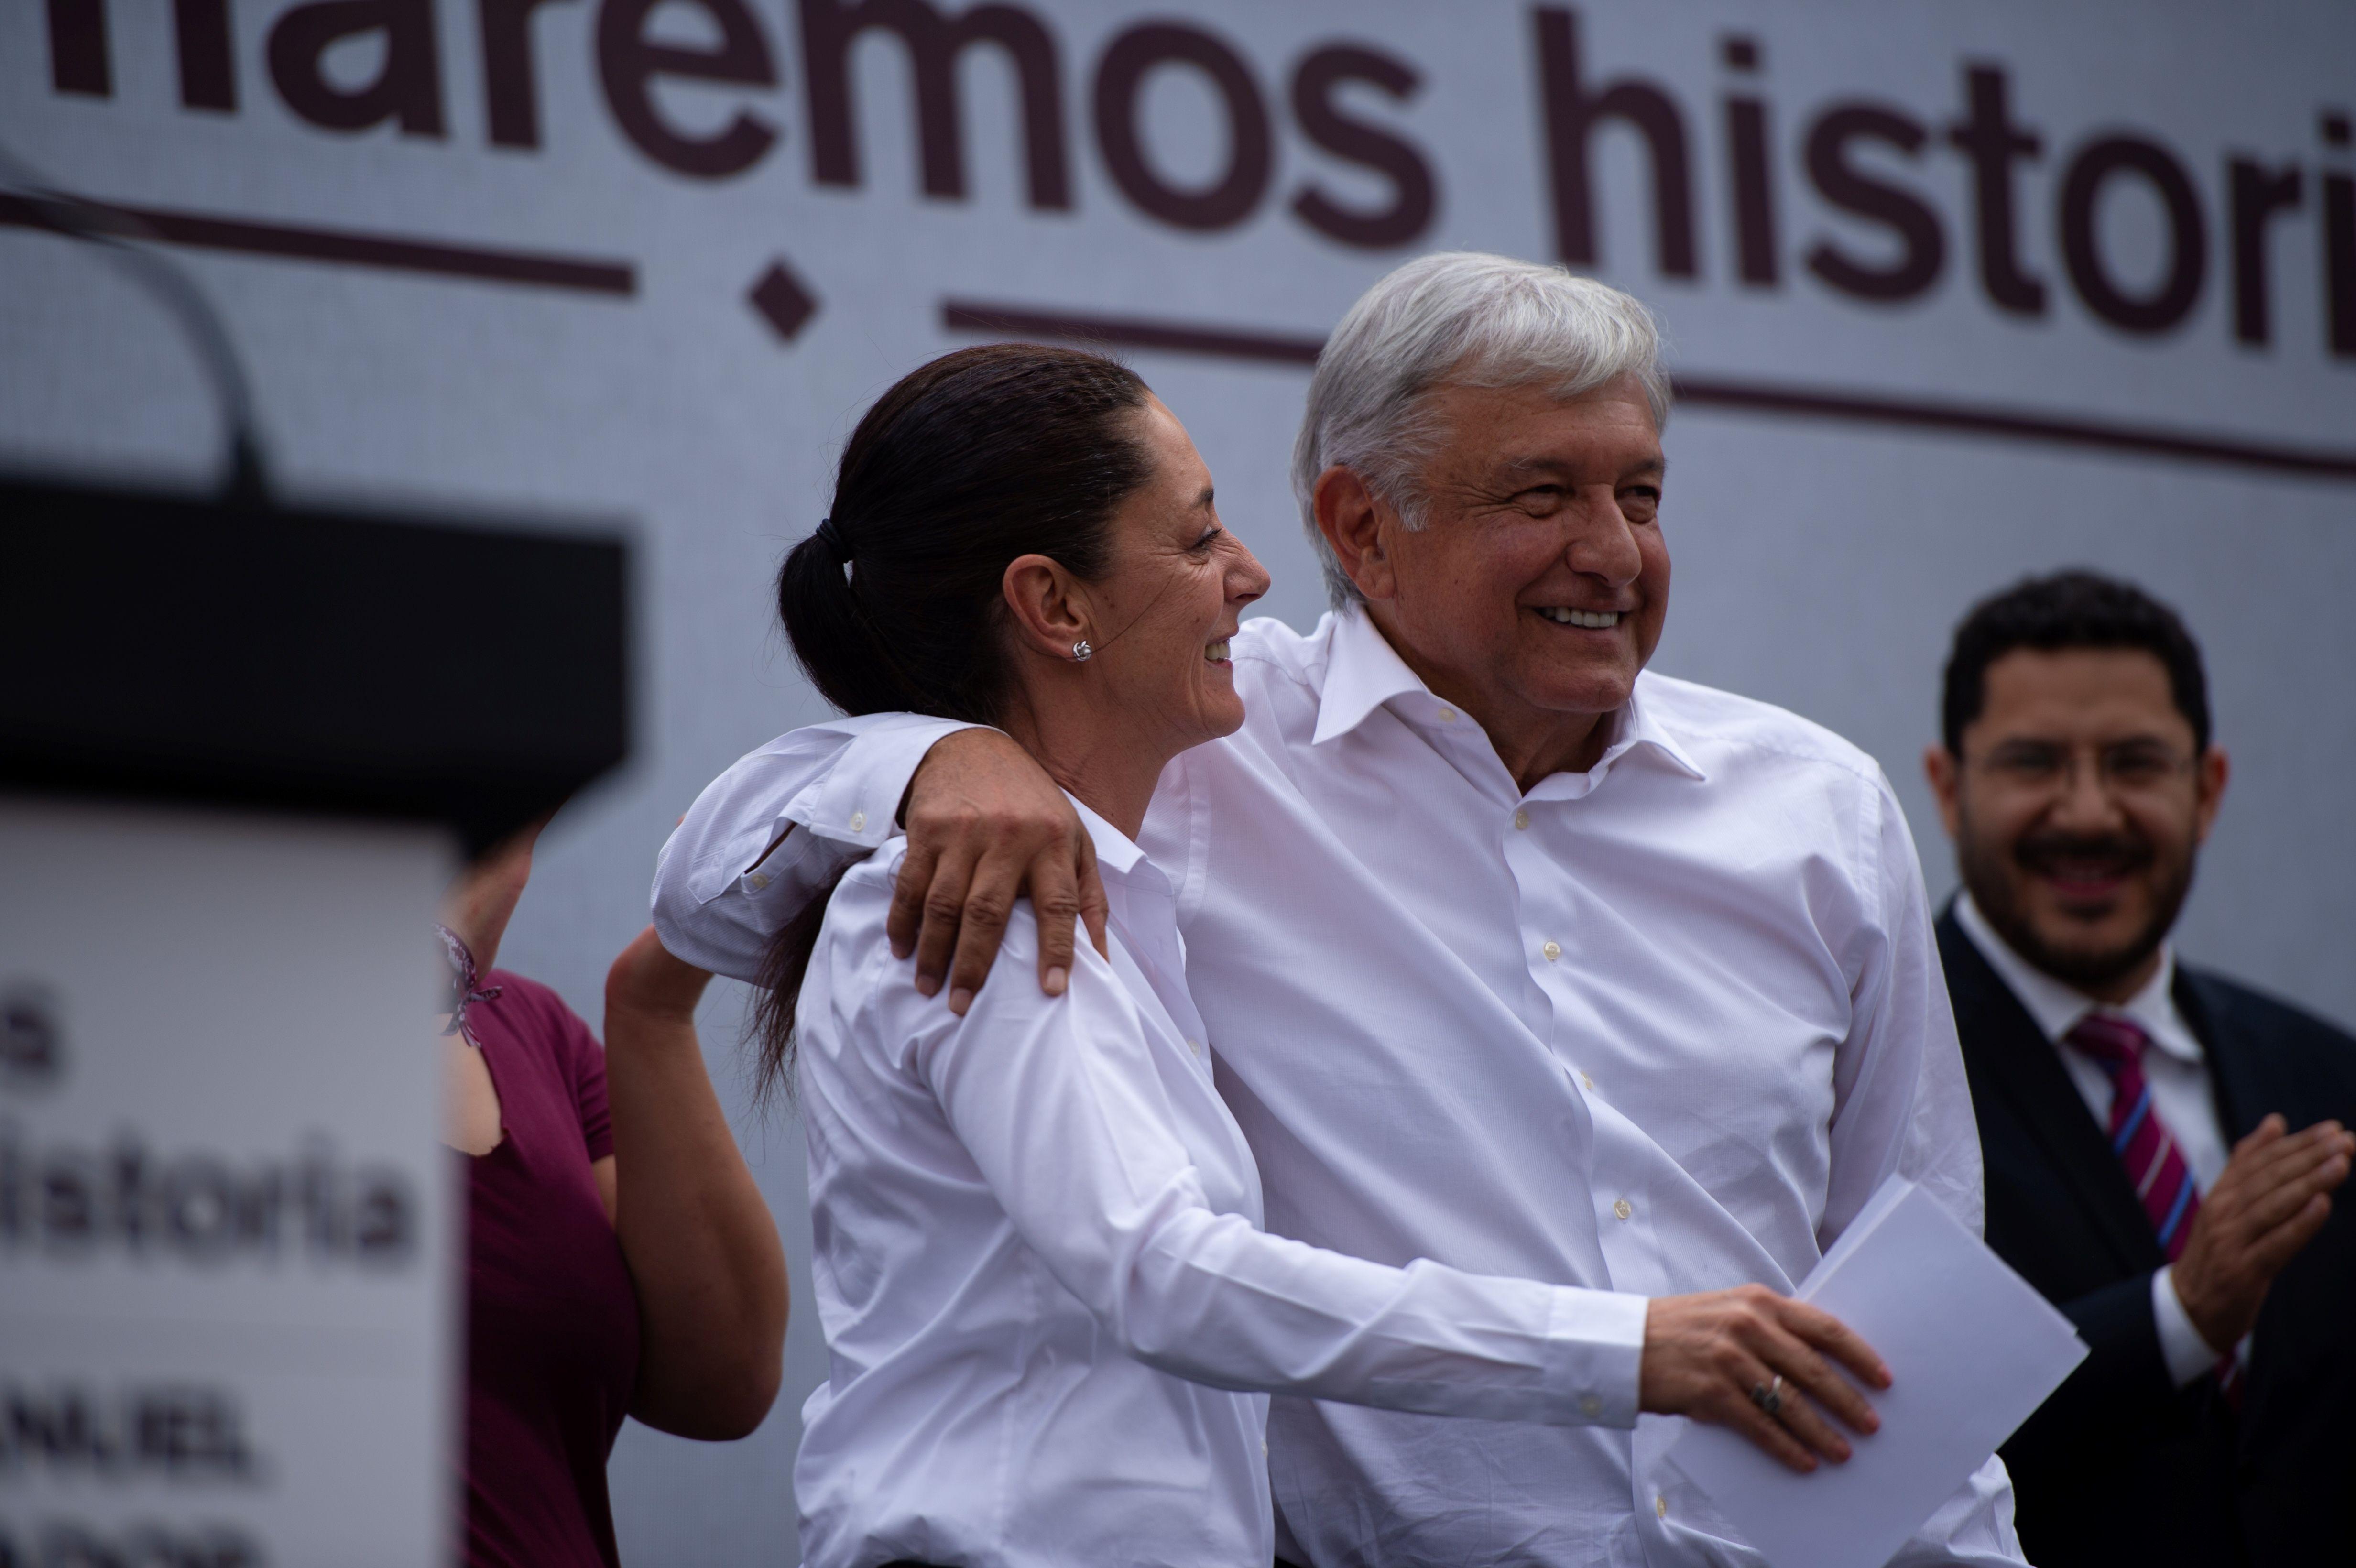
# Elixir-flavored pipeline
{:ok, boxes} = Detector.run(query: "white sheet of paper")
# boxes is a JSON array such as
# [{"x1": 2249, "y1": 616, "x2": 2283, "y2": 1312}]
[{"x1": 1664, "y1": 1179, "x2": 2086, "y2": 1568}]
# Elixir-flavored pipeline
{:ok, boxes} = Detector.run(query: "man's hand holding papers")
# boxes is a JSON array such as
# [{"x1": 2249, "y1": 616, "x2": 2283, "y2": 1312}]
[{"x1": 1641, "y1": 1285, "x2": 1890, "y2": 1471}]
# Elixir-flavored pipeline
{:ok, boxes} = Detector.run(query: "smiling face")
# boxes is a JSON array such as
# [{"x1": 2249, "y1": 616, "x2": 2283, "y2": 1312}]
[
  {"x1": 993, "y1": 394, "x2": 1267, "y2": 836},
  {"x1": 1337, "y1": 376, "x2": 1669, "y2": 780},
  {"x1": 1933, "y1": 647, "x2": 2226, "y2": 999},
  {"x1": 1081, "y1": 395, "x2": 1270, "y2": 754}
]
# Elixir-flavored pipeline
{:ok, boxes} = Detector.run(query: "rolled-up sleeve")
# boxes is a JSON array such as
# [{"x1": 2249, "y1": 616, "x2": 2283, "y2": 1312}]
[{"x1": 651, "y1": 713, "x2": 979, "y2": 980}]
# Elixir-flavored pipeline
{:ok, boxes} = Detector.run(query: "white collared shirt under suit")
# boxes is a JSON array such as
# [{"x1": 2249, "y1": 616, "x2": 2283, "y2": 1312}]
[{"x1": 1953, "y1": 893, "x2": 2244, "y2": 1385}]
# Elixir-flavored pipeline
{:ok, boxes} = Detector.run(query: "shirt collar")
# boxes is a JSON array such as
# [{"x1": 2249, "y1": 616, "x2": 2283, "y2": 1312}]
[
  {"x1": 1954, "y1": 890, "x2": 2197, "y2": 1063},
  {"x1": 1610, "y1": 681, "x2": 1708, "y2": 783},
  {"x1": 1309, "y1": 606, "x2": 1707, "y2": 783},
  {"x1": 1311, "y1": 605, "x2": 1428, "y2": 745},
  {"x1": 1068, "y1": 794, "x2": 1166, "y2": 894}
]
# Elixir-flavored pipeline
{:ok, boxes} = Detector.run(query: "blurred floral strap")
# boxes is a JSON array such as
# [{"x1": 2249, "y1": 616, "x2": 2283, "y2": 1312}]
[{"x1": 435, "y1": 923, "x2": 503, "y2": 1049}]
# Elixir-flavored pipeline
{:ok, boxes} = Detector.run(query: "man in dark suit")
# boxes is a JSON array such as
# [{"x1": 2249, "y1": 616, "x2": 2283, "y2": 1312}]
[{"x1": 1922, "y1": 569, "x2": 2356, "y2": 1567}]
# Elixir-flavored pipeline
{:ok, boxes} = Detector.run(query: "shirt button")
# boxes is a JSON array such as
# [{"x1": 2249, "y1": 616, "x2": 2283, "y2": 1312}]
[
  {"x1": 1186, "y1": 1038, "x2": 1202, "y2": 1058},
  {"x1": 1262, "y1": 1437, "x2": 1270, "y2": 1458},
  {"x1": 1656, "y1": 1494, "x2": 1669, "y2": 1519},
  {"x1": 1613, "y1": 1198, "x2": 1634, "y2": 1221},
  {"x1": 1579, "y1": 1393, "x2": 1603, "y2": 1418},
  {"x1": 1437, "y1": 706, "x2": 1457, "y2": 722},
  {"x1": 1581, "y1": 1072, "x2": 1596, "y2": 1092},
  {"x1": 1541, "y1": 940, "x2": 1561, "y2": 962},
  {"x1": 746, "y1": 871, "x2": 772, "y2": 891},
  {"x1": 848, "y1": 810, "x2": 866, "y2": 831},
  {"x1": 1513, "y1": 808, "x2": 1530, "y2": 830}
]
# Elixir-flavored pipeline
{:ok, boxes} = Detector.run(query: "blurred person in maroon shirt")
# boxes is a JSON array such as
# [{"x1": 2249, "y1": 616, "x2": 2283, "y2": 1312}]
[{"x1": 437, "y1": 822, "x2": 787, "y2": 1568}]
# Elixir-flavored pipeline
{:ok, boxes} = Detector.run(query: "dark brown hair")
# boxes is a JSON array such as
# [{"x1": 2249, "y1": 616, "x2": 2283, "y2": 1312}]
[
  {"x1": 752, "y1": 343, "x2": 1153, "y2": 1100},
  {"x1": 1941, "y1": 569, "x2": 2210, "y2": 755}
]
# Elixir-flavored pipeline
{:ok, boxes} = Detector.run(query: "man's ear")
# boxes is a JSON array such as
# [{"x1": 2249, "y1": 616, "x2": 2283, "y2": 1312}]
[
  {"x1": 1922, "y1": 744, "x2": 1964, "y2": 840},
  {"x1": 2192, "y1": 745, "x2": 2229, "y2": 846},
  {"x1": 1313, "y1": 466, "x2": 1399, "y2": 602},
  {"x1": 1001, "y1": 554, "x2": 1091, "y2": 663}
]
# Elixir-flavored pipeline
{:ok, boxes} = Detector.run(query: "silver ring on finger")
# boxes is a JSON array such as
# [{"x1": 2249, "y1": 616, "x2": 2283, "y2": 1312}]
[{"x1": 1747, "y1": 1373, "x2": 1786, "y2": 1419}]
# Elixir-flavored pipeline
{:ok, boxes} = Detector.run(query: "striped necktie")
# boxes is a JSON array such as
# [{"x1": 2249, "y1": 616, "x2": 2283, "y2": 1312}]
[
  {"x1": 2065, "y1": 1012, "x2": 2243, "y2": 1400},
  {"x1": 2064, "y1": 1013, "x2": 2201, "y2": 1262}
]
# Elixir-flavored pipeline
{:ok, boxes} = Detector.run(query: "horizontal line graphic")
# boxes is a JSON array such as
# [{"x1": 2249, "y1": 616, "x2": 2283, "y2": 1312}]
[
  {"x1": 0, "y1": 193, "x2": 636, "y2": 295},
  {"x1": 1668, "y1": 376, "x2": 2356, "y2": 480},
  {"x1": 944, "y1": 301, "x2": 1322, "y2": 364},
  {"x1": 942, "y1": 298, "x2": 2356, "y2": 482}
]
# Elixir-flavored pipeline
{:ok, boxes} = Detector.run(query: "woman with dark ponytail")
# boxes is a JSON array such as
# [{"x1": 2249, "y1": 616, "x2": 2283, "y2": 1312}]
[{"x1": 766, "y1": 345, "x2": 1644, "y2": 1567}]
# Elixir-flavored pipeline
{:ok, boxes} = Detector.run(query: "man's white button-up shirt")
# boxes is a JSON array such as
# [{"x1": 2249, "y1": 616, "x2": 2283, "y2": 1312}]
[
  {"x1": 654, "y1": 608, "x2": 2023, "y2": 1568},
  {"x1": 796, "y1": 802, "x2": 1647, "y2": 1568}
]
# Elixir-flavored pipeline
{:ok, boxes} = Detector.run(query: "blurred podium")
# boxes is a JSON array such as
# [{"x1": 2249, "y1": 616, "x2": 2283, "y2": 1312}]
[{"x1": 0, "y1": 476, "x2": 627, "y2": 1566}]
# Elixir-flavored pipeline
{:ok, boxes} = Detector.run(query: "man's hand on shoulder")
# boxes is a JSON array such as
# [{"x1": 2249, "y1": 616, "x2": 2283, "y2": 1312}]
[{"x1": 891, "y1": 728, "x2": 1110, "y2": 1015}]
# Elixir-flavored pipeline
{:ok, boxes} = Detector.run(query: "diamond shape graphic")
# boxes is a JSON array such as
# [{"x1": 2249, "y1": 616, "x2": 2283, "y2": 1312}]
[{"x1": 748, "y1": 260, "x2": 818, "y2": 342}]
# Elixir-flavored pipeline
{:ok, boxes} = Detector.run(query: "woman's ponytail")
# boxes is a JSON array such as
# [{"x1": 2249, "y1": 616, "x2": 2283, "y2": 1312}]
[
  {"x1": 751, "y1": 344, "x2": 1153, "y2": 1102},
  {"x1": 774, "y1": 524, "x2": 906, "y2": 719}
]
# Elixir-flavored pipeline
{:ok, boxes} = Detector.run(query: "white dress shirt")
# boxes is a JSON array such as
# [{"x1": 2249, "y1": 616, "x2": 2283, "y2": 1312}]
[
  {"x1": 1952, "y1": 893, "x2": 2235, "y2": 1385},
  {"x1": 657, "y1": 608, "x2": 2024, "y2": 1568},
  {"x1": 794, "y1": 799, "x2": 1646, "y2": 1568}
]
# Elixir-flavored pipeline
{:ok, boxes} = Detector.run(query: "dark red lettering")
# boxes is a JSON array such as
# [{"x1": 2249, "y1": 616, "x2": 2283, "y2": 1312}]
[
  {"x1": 801, "y1": 0, "x2": 1069, "y2": 209},
  {"x1": 2325, "y1": 111, "x2": 2356, "y2": 358},
  {"x1": 481, "y1": 0, "x2": 578, "y2": 149},
  {"x1": 1947, "y1": 64, "x2": 2045, "y2": 315},
  {"x1": 1721, "y1": 35, "x2": 1775, "y2": 287},
  {"x1": 46, "y1": 0, "x2": 232, "y2": 108},
  {"x1": 2059, "y1": 134, "x2": 2207, "y2": 335},
  {"x1": 267, "y1": 0, "x2": 447, "y2": 138},
  {"x1": 1093, "y1": 22, "x2": 1271, "y2": 232},
  {"x1": 1532, "y1": 5, "x2": 1696, "y2": 279},
  {"x1": 172, "y1": 0, "x2": 236, "y2": 109},
  {"x1": 45, "y1": 0, "x2": 109, "y2": 97},
  {"x1": 1805, "y1": 103, "x2": 1946, "y2": 301},
  {"x1": 2228, "y1": 158, "x2": 2302, "y2": 346},
  {"x1": 1287, "y1": 44, "x2": 1434, "y2": 250},
  {"x1": 2326, "y1": 170, "x2": 2356, "y2": 358},
  {"x1": 595, "y1": 0, "x2": 776, "y2": 178}
]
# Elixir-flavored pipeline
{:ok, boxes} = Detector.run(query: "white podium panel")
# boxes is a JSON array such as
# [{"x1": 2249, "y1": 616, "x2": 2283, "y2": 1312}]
[{"x1": 0, "y1": 796, "x2": 456, "y2": 1568}]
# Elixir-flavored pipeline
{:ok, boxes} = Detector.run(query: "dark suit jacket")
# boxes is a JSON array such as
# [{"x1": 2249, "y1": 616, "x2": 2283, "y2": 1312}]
[{"x1": 1939, "y1": 907, "x2": 2356, "y2": 1568}]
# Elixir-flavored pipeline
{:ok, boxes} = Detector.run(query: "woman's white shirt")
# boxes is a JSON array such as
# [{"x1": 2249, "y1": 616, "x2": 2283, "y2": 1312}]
[{"x1": 792, "y1": 800, "x2": 1644, "y2": 1568}]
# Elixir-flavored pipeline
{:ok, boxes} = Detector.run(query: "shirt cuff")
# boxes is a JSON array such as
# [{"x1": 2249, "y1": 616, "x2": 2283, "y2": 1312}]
[
  {"x1": 2152, "y1": 1266, "x2": 2219, "y2": 1387},
  {"x1": 1541, "y1": 1287, "x2": 1649, "y2": 1427},
  {"x1": 793, "y1": 714, "x2": 983, "y2": 850}
]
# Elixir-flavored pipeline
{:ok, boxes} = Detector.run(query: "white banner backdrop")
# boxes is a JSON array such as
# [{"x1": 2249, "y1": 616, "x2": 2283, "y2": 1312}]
[{"x1": 4, "y1": 0, "x2": 2352, "y2": 1559}]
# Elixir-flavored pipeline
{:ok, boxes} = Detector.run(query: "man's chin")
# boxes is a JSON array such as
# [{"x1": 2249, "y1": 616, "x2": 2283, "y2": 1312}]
[
  {"x1": 1959, "y1": 828, "x2": 2196, "y2": 998},
  {"x1": 1518, "y1": 664, "x2": 1638, "y2": 718},
  {"x1": 1994, "y1": 896, "x2": 2167, "y2": 993},
  {"x1": 2013, "y1": 929, "x2": 2157, "y2": 993}
]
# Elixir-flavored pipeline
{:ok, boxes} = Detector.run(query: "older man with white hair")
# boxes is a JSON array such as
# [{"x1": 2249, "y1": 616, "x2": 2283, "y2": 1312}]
[{"x1": 655, "y1": 253, "x2": 2026, "y2": 1565}]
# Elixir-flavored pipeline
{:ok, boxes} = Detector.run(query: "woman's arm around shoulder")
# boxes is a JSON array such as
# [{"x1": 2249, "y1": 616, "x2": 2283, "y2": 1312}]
[{"x1": 906, "y1": 913, "x2": 1648, "y2": 1431}]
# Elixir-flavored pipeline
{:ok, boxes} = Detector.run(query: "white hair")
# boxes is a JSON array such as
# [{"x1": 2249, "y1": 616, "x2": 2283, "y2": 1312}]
[{"x1": 1291, "y1": 251, "x2": 1671, "y2": 608}]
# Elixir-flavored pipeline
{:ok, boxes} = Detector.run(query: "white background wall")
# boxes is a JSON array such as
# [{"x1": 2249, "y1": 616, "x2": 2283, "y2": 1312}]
[{"x1": 4, "y1": 0, "x2": 2351, "y2": 1559}]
